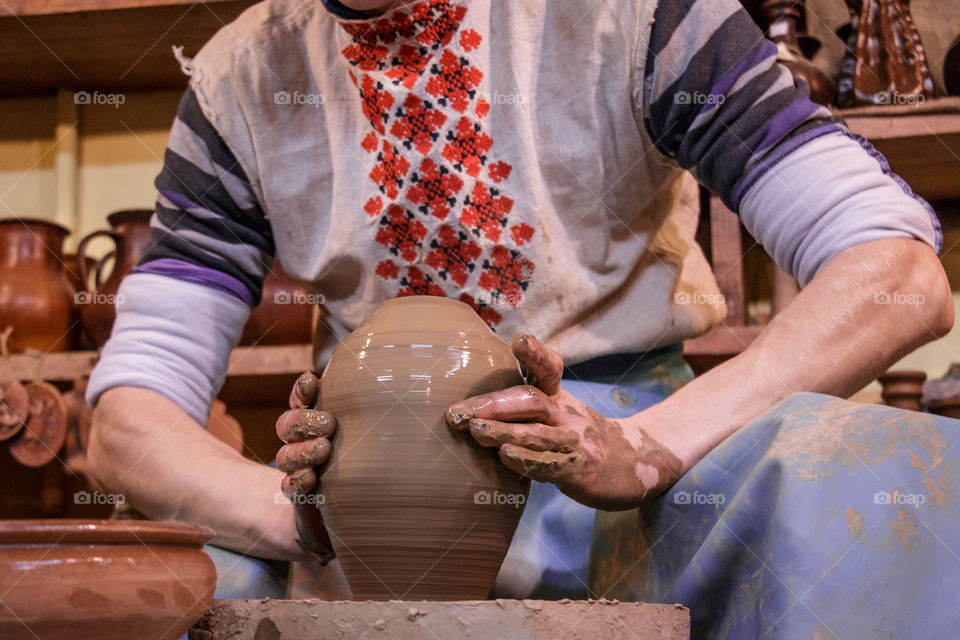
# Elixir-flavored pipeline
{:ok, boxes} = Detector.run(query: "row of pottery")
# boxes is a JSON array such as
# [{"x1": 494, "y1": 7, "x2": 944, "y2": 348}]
[{"x1": 0, "y1": 213, "x2": 313, "y2": 353}]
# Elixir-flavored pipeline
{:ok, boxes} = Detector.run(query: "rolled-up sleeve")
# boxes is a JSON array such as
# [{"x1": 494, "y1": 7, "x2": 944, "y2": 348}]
[
  {"x1": 86, "y1": 88, "x2": 274, "y2": 424},
  {"x1": 640, "y1": 0, "x2": 941, "y2": 285}
]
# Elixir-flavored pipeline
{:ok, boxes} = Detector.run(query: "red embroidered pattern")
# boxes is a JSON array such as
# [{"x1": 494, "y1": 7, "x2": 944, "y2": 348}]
[
  {"x1": 406, "y1": 158, "x2": 463, "y2": 220},
  {"x1": 340, "y1": 0, "x2": 534, "y2": 327},
  {"x1": 375, "y1": 204, "x2": 427, "y2": 263},
  {"x1": 390, "y1": 95, "x2": 446, "y2": 154},
  {"x1": 425, "y1": 224, "x2": 481, "y2": 286}
]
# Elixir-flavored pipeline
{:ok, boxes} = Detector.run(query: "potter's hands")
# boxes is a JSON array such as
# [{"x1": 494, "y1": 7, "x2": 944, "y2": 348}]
[
  {"x1": 275, "y1": 372, "x2": 337, "y2": 563},
  {"x1": 446, "y1": 335, "x2": 683, "y2": 510}
]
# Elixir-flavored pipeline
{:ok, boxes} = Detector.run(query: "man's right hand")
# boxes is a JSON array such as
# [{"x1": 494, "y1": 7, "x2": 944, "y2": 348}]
[{"x1": 276, "y1": 372, "x2": 338, "y2": 562}]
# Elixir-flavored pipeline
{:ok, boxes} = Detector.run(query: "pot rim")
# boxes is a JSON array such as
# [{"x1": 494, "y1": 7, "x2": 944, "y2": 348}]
[
  {"x1": 0, "y1": 519, "x2": 215, "y2": 546},
  {"x1": 0, "y1": 218, "x2": 70, "y2": 235},
  {"x1": 877, "y1": 370, "x2": 928, "y2": 380},
  {"x1": 106, "y1": 209, "x2": 154, "y2": 228}
]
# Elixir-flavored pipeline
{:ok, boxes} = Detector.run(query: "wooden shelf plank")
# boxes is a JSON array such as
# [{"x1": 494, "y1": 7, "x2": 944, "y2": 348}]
[
  {"x1": 0, "y1": 0, "x2": 242, "y2": 18},
  {"x1": 0, "y1": 0, "x2": 257, "y2": 97},
  {"x1": 8, "y1": 343, "x2": 314, "y2": 382}
]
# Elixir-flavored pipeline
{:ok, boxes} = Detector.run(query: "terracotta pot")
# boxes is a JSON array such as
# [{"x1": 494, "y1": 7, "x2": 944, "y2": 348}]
[
  {"x1": 62, "y1": 254, "x2": 99, "y2": 350},
  {"x1": 877, "y1": 369, "x2": 927, "y2": 411},
  {"x1": 0, "y1": 519, "x2": 216, "y2": 640},
  {"x1": 318, "y1": 295, "x2": 530, "y2": 601},
  {"x1": 927, "y1": 398, "x2": 960, "y2": 420},
  {"x1": 76, "y1": 210, "x2": 154, "y2": 347},
  {"x1": 0, "y1": 218, "x2": 79, "y2": 353},
  {"x1": 63, "y1": 253, "x2": 97, "y2": 296},
  {"x1": 240, "y1": 265, "x2": 314, "y2": 345}
]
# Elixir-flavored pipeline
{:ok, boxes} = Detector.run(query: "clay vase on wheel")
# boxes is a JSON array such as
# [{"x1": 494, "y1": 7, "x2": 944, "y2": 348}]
[
  {"x1": 0, "y1": 218, "x2": 79, "y2": 353},
  {"x1": 76, "y1": 210, "x2": 154, "y2": 347},
  {"x1": 318, "y1": 295, "x2": 530, "y2": 601}
]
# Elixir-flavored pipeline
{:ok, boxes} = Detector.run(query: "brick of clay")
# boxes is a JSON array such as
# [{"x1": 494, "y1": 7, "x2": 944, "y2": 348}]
[{"x1": 190, "y1": 598, "x2": 690, "y2": 640}]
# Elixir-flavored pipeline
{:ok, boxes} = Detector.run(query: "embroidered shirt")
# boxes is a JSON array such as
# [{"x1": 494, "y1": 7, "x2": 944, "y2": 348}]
[{"x1": 87, "y1": 0, "x2": 940, "y2": 423}]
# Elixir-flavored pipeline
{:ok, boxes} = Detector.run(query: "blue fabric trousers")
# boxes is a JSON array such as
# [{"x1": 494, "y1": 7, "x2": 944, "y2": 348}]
[{"x1": 591, "y1": 392, "x2": 960, "y2": 639}]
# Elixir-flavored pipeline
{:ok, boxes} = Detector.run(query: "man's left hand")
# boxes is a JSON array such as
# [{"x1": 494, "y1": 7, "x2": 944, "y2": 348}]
[{"x1": 446, "y1": 334, "x2": 683, "y2": 510}]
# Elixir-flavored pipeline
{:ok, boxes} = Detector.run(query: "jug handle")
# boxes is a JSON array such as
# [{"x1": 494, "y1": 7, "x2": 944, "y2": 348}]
[
  {"x1": 93, "y1": 251, "x2": 117, "y2": 290},
  {"x1": 76, "y1": 230, "x2": 115, "y2": 293}
]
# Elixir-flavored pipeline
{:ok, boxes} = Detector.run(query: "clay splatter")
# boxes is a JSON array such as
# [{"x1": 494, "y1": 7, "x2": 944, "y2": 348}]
[{"x1": 843, "y1": 506, "x2": 866, "y2": 540}]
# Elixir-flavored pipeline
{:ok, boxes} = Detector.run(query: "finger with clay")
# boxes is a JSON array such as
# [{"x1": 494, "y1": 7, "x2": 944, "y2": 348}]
[{"x1": 276, "y1": 371, "x2": 338, "y2": 563}]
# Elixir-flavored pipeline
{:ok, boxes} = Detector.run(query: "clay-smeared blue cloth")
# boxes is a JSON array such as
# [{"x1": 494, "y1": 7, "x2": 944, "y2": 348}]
[{"x1": 590, "y1": 393, "x2": 960, "y2": 639}]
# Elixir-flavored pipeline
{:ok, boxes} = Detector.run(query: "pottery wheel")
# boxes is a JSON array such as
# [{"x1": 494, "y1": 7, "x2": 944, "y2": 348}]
[{"x1": 9, "y1": 381, "x2": 68, "y2": 467}]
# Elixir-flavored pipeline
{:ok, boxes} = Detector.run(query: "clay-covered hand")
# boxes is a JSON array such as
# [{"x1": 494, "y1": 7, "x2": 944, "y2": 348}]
[
  {"x1": 446, "y1": 335, "x2": 683, "y2": 510},
  {"x1": 275, "y1": 372, "x2": 337, "y2": 562}
]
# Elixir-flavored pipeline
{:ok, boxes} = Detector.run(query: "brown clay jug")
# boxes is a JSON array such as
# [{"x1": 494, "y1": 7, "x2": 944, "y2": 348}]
[
  {"x1": 240, "y1": 265, "x2": 314, "y2": 346},
  {"x1": 0, "y1": 218, "x2": 79, "y2": 353},
  {"x1": 76, "y1": 210, "x2": 154, "y2": 347},
  {"x1": 318, "y1": 295, "x2": 530, "y2": 600},
  {"x1": 62, "y1": 253, "x2": 96, "y2": 297}
]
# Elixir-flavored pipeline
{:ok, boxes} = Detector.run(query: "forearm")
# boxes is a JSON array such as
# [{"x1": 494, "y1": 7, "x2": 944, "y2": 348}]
[
  {"x1": 636, "y1": 238, "x2": 954, "y2": 473},
  {"x1": 88, "y1": 386, "x2": 305, "y2": 561}
]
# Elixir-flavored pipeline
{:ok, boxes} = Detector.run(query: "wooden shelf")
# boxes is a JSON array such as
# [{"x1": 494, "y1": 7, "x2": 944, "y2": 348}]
[
  {"x1": 0, "y1": 0, "x2": 257, "y2": 98},
  {"x1": 7, "y1": 343, "x2": 314, "y2": 382},
  {"x1": 838, "y1": 98, "x2": 960, "y2": 202}
]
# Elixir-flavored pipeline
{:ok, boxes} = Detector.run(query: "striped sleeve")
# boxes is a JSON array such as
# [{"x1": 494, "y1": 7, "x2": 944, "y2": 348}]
[
  {"x1": 86, "y1": 88, "x2": 272, "y2": 423},
  {"x1": 137, "y1": 88, "x2": 275, "y2": 306},
  {"x1": 641, "y1": 0, "x2": 942, "y2": 284},
  {"x1": 641, "y1": 0, "x2": 842, "y2": 211}
]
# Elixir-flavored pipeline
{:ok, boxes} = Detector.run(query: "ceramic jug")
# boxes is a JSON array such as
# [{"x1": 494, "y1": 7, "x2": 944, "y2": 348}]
[
  {"x1": 0, "y1": 218, "x2": 79, "y2": 353},
  {"x1": 76, "y1": 210, "x2": 154, "y2": 347}
]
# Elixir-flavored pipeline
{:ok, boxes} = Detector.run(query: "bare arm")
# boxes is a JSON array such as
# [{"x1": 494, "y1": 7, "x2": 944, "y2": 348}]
[
  {"x1": 637, "y1": 237, "x2": 954, "y2": 476},
  {"x1": 447, "y1": 237, "x2": 954, "y2": 509},
  {"x1": 88, "y1": 386, "x2": 305, "y2": 561}
]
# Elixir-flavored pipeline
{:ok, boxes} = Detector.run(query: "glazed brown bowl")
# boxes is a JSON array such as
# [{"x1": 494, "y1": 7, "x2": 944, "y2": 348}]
[{"x1": 0, "y1": 519, "x2": 217, "y2": 640}]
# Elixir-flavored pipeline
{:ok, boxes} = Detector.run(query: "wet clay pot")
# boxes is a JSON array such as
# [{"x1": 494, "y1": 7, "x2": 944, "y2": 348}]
[
  {"x1": 877, "y1": 369, "x2": 926, "y2": 411},
  {"x1": 318, "y1": 296, "x2": 529, "y2": 600},
  {"x1": 239, "y1": 266, "x2": 314, "y2": 345},
  {"x1": 76, "y1": 210, "x2": 154, "y2": 347},
  {"x1": 0, "y1": 218, "x2": 79, "y2": 353},
  {"x1": 0, "y1": 519, "x2": 216, "y2": 640}
]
